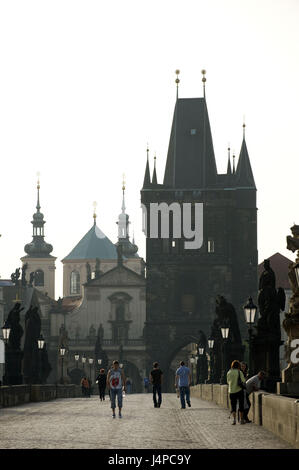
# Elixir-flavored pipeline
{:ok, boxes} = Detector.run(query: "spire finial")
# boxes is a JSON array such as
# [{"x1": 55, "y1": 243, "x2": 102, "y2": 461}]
[
  {"x1": 243, "y1": 117, "x2": 246, "y2": 139},
  {"x1": 146, "y1": 143, "x2": 149, "y2": 160},
  {"x1": 93, "y1": 201, "x2": 97, "y2": 225},
  {"x1": 201, "y1": 69, "x2": 206, "y2": 98},
  {"x1": 36, "y1": 171, "x2": 41, "y2": 211},
  {"x1": 175, "y1": 69, "x2": 180, "y2": 100},
  {"x1": 122, "y1": 173, "x2": 126, "y2": 213},
  {"x1": 154, "y1": 153, "x2": 156, "y2": 168},
  {"x1": 232, "y1": 150, "x2": 236, "y2": 174}
]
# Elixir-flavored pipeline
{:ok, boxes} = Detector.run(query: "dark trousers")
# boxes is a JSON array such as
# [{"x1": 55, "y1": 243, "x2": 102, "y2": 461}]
[
  {"x1": 153, "y1": 384, "x2": 162, "y2": 406},
  {"x1": 229, "y1": 390, "x2": 244, "y2": 413},
  {"x1": 179, "y1": 386, "x2": 190, "y2": 408},
  {"x1": 99, "y1": 386, "x2": 106, "y2": 400}
]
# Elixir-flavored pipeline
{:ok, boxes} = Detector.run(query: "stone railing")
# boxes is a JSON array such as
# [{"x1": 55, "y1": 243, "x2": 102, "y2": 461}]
[
  {"x1": 190, "y1": 384, "x2": 299, "y2": 448},
  {"x1": 0, "y1": 384, "x2": 82, "y2": 408}
]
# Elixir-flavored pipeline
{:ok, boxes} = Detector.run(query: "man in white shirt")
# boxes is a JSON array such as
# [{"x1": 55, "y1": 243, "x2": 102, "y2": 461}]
[{"x1": 244, "y1": 371, "x2": 266, "y2": 422}]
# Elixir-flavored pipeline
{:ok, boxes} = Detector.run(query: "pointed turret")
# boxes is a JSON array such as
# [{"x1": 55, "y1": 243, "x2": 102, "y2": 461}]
[
  {"x1": 152, "y1": 154, "x2": 158, "y2": 185},
  {"x1": 116, "y1": 177, "x2": 138, "y2": 258},
  {"x1": 227, "y1": 147, "x2": 232, "y2": 175},
  {"x1": 142, "y1": 145, "x2": 151, "y2": 188},
  {"x1": 235, "y1": 125, "x2": 256, "y2": 188}
]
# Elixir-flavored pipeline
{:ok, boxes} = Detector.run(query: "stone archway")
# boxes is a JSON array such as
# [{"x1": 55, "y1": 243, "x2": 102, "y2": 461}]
[{"x1": 122, "y1": 360, "x2": 143, "y2": 393}]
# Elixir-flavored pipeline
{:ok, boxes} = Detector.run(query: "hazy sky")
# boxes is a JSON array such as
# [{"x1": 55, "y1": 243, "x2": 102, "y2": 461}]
[{"x1": 0, "y1": 0, "x2": 298, "y2": 299}]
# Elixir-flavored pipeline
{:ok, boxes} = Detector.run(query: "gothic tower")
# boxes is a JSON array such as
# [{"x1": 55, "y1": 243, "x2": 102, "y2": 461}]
[
  {"x1": 141, "y1": 72, "x2": 257, "y2": 387},
  {"x1": 21, "y1": 176, "x2": 56, "y2": 299}
]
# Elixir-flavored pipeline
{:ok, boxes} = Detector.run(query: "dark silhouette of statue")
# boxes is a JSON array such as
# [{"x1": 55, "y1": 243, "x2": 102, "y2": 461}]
[
  {"x1": 23, "y1": 306, "x2": 42, "y2": 384},
  {"x1": 6, "y1": 303, "x2": 24, "y2": 350},
  {"x1": 86, "y1": 262, "x2": 91, "y2": 283},
  {"x1": 214, "y1": 295, "x2": 242, "y2": 344},
  {"x1": 257, "y1": 259, "x2": 284, "y2": 338},
  {"x1": 40, "y1": 342, "x2": 52, "y2": 384},
  {"x1": 11, "y1": 268, "x2": 21, "y2": 286},
  {"x1": 197, "y1": 330, "x2": 208, "y2": 383},
  {"x1": 3, "y1": 302, "x2": 24, "y2": 385},
  {"x1": 21, "y1": 263, "x2": 28, "y2": 286},
  {"x1": 94, "y1": 325, "x2": 108, "y2": 372}
]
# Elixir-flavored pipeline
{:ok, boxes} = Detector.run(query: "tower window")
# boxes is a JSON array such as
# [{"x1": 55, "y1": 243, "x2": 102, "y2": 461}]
[
  {"x1": 190, "y1": 129, "x2": 197, "y2": 135},
  {"x1": 70, "y1": 271, "x2": 80, "y2": 294},
  {"x1": 35, "y1": 269, "x2": 44, "y2": 287},
  {"x1": 208, "y1": 239, "x2": 215, "y2": 253}
]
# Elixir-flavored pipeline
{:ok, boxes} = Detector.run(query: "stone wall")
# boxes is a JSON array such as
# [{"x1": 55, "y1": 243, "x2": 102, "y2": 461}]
[
  {"x1": 0, "y1": 384, "x2": 82, "y2": 408},
  {"x1": 191, "y1": 384, "x2": 299, "y2": 448}
]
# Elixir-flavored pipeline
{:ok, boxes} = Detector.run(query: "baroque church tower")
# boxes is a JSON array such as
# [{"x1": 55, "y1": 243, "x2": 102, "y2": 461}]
[
  {"x1": 141, "y1": 71, "x2": 257, "y2": 386},
  {"x1": 21, "y1": 176, "x2": 56, "y2": 299}
]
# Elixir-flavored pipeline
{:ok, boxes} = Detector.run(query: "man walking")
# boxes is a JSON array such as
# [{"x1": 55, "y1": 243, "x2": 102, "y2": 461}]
[
  {"x1": 150, "y1": 362, "x2": 163, "y2": 408},
  {"x1": 107, "y1": 360, "x2": 126, "y2": 418},
  {"x1": 244, "y1": 370, "x2": 266, "y2": 422},
  {"x1": 175, "y1": 361, "x2": 191, "y2": 409},
  {"x1": 95, "y1": 368, "x2": 107, "y2": 401}
]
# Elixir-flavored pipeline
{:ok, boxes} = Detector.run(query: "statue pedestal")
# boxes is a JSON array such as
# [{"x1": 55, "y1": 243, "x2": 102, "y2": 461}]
[
  {"x1": 277, "y1": 313, "x2": 299, "y2": 397},
  {"x1": 3, "y1": 349, "x2": 23, "y2": 385},
  {"x1": 252, "y1": 334, "x2": 283, "y2": 392}
]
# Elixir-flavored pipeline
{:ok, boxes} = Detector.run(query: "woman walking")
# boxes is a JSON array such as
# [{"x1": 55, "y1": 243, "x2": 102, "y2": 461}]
[
  {"x1": 96, "y1": 368, "x2": 107, "y2": 401},
  {"x1": 227, "y1": 360, "x2": 246, "y2": 425}
]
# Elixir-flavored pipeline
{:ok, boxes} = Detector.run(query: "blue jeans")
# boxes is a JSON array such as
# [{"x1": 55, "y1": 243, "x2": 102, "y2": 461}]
[
  {"x1": 110, "y1": 388, "x2": 123, "y2": 409},
  {"x1": 179, "y1": 386, "x2": 190, "y2": 408},
  {"x1": 153, "y1": 384, "x2": 162, "y2": 406}
]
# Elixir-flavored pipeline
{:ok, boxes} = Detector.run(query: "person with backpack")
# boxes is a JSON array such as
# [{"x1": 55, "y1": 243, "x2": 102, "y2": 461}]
[
  {"x1": 227, "y1": 360, "x2": 246, "y2": 425},
  {"x1": 107, "y1": 360, "x2": 126, "y2": 418}
]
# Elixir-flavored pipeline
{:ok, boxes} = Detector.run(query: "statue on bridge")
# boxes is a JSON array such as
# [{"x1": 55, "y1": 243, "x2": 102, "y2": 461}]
[
  {"x1": 23, "y1": 305, "x2": 42, "y2": 384},
  {"x1": 2, "y1": 302, "x2": 24, "y2": 385}
]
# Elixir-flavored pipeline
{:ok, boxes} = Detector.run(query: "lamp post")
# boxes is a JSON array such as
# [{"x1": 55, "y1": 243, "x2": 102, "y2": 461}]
[
  {"x1": 60, "y1": 345, "x2": 66, "y2": 384},
  {"x1": 207, "y1": 337, "x2": 214, "y2": 383},
  {"x1": 190, "y1": 357, "x2": 195, "y2": 385},
  {"x1": 37, "y1": 334, "x2": 45, "y2": 383},
  {"x1": 82, "y1": 354, "x2": 86, "y2": 371},
  {"x1": 74, "y1": 352, "x2": 80, "y2": 369},
  {"x1": 88, "y1": 358, "x2": 94, "y2": 382},
  {"x1": 2, "y1": 321, "x2": 11, "y2": 385},
  {"x1": 198, "y1": 348, "x2": 204, "y2": 384},
  {"x1": 243, "y1": 297, "x2": 257, "y2": 376},
  {"x1": 220, "y1": 325, "x2": 230, "y2": 384},
  {"x1": 97, "y1": 358, "x2": 102, "y2": 366}
]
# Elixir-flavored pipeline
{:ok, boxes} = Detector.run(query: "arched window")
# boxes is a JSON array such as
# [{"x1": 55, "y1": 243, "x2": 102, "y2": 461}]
[
  {"x1": 34, "y1": 269, "x2": 44, "y2": 287},
  {"x1": 70, "y1": 271, "x2": 80, "y2": 294}
]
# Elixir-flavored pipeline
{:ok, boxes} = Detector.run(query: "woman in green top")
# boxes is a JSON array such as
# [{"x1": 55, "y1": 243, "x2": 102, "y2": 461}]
[{"x1": 226, "y1": 360, "x2": 246, "y2": 425}]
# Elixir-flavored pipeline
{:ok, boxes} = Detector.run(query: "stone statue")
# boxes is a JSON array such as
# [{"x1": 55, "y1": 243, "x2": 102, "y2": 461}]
[
  {"x1": 21, "y1": 263, "x2": 28, "y2": 287},
  {"x1": 89, "y1": 324, "x2": 96, "y2": 337},
  {"x1": 257, "y1": 259, "x2": 283, "y2": 337},
  {"x1": 11, "y1": 268, "x2": 21, "y2": 286},
  {"x1": 98, "y1": 324, "x2": 104, "y2": 343},
  {"x1": 215, "y1": 295, "x2": 242, "y2": 344},
  {"x1": 6, "y1": 302, "x2": 24, "y2": 350},
  {"x1": 86, "y1": 262, "x2": 91, "y2": 283},
  {"x1": 23, "y1": 305, "x2": 42, "y2": 384}
]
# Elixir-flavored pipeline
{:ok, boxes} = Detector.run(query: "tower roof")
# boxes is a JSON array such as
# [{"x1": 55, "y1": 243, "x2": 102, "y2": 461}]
[
  {"x1": 235, "y1": 138, "x2": 256, "y2": 189},
  {"x1": 142, "y1": 147, "x2": 151, "y2": 188},
  {"x1": 163, "y1": 98, "x2": 218, "y2": 189},
  {"x1": 63, "y1": 224, "x2": 118, "y2": 261}
]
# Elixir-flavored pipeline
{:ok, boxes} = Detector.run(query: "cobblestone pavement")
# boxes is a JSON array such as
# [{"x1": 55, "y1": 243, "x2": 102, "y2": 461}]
[{"x1": 0, "y1": 393, "x2": 293, "y2": 449}]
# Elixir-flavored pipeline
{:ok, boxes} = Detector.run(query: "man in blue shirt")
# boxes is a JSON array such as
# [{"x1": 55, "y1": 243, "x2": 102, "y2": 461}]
[{"x1": 175, "y1": 361, "x2": 191, "y2": 409}]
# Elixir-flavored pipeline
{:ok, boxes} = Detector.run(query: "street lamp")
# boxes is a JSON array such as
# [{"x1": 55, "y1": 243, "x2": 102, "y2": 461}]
[
  {"x1": 243, "y1": 296, "x2": 257, "y2": 376},
  {"x1": 207, "y1": 337, "x2": 214, "y2": 383},
  {"x1": 2, "y1": 321, "x2": 11, "y2": 344},
  {"x1": 220, "y1": 324, "x2": 230, "y2": 384},
  {"x1": 88, "y1": 358, "x2": 94, "y2": 382},
  {"x1": 97, "y1": 358, "x2": 102, "y2": 366},
  {"x1": 190, "y1": 356, "x2": 195, "y2": 385},
  {"x1": 119, "y1": 363, "x2": 123, "y2": 369},
  {"x1": 74, "y1": 352, "x2": 80, "y2": 368},
  {"x1": 37, "y1": 334, "x2": 45, "y2": 383},
  {"x1": 60, "y1": 345, "x2": 66, "y2": 384},
  {"x1": 208, "y1": 338, "x2": 214, "y2": 349},
  {"x1": 82, "y1": 354, "x2": 86, "y2": 370}
]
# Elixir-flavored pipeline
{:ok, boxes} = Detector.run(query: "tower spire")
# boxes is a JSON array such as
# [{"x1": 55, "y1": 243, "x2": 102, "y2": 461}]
[
  {"x1": 93, "y1": 201, "x2": 97, "y2": 226},
  {"x1": 201, "y1": 69, "x2": 206, "y2": 98},
  {"x1": 36, "y1": 171, "x2": 41, "y2": 212},
  {"x1": 142, "y1": 144, "x2": 151, "y2": 188},
  {"x1": 152, "y1": 153, "x2": 158, "y2": 185},
  {"x1": 232, "y1": 150, "x2": 236, "y2": 174},
  {"x1": 243, "y1": 117, "x2": 246, "y2": 140},
  {"x1": 122, "y1": 173, "x2": 126, "y2": 213},
  {"x1": 175, "y1": 70, "x2": 180, "y2": 100},
  {"x1": 227, "y1": 146, "x2": 232, "y2": 175}
]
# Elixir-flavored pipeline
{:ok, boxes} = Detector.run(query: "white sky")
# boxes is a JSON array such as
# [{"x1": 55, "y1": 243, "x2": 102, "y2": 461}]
[{"x1": 0, "y1": 0, "x2": 298, "y2": 299}]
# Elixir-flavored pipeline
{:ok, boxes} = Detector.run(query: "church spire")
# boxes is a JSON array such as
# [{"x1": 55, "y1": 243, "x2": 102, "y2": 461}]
[
  {"x1": 152, "y1": 154, "x2": 158, "y2": 185},
  {"x1": 201, "y1": 69, "x2": 206, "y2": 99},
  {"x1": 116, "y1": 177, "x2": 138, "y2": 258},
  {"x1": 175, "y1": 69, "x2": 180, "y2": 100},
  {"x1": 227, "y1": 146, "x2": 232, "y2": 175},
  {"x1": 93, "y1": 201, "x2": 97, "y2": 226},
  {"x1": 235, "y1": 123, "x2": 256, "y2": 188},
  {"x1": 24, "y1": 175, "x2": 53, "y2": 257},
  {"x1": 142, "y1": 144, "x2": 151, "y2": 188}
]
